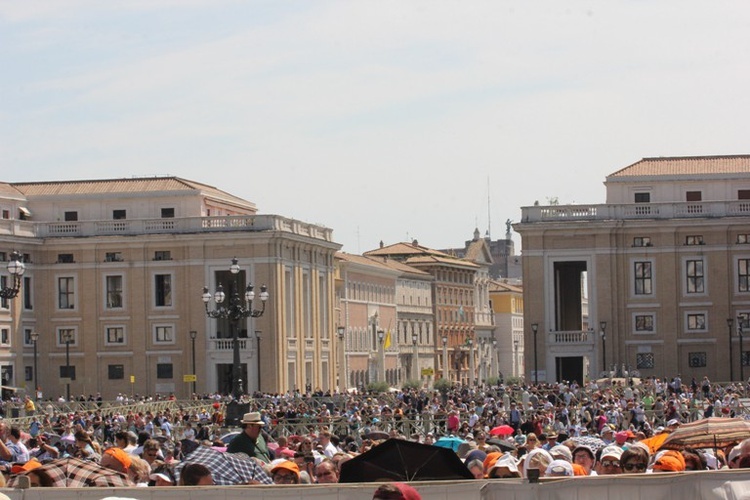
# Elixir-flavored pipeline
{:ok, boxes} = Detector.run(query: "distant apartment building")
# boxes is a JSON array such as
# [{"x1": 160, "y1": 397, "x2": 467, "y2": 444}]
[
  {"x1": 515, "y1": 155, "x2": 750, "y2": 384},
  {"x1": 0, "y1": 177, "x2": 339, "y2": 398},
  {"x1": 489, "y1": 280, "x2": 524, "y2": 379},
  {"x1": 366, "y1": 241, "x2": 480, "y2": 385}
]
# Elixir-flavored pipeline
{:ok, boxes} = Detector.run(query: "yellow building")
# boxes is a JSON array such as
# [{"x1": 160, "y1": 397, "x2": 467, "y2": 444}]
[
  {"x1": 489, "y1": 280, "x2": 524, "y2": 379},
  {"x1": 0, "y1": 177, "x2": 340, "y2": 398}
]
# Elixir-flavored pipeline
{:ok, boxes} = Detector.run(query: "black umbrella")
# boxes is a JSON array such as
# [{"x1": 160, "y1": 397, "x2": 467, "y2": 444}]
[
  {"x1": 339, "y1": 438, "x2": 474, "y2": 483},
  {"x1": 486, "y1": 438, "x2": 517, "y2": 453}
]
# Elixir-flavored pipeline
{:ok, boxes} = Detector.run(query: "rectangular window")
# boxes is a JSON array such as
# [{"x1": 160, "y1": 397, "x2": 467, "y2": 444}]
[
  {"x1": 685, "y1": 235, "x2": 704, "y2": 245},
  {"x1": 0, "y1": 366, "x2": 12, "y2": 385},
  {"x1": 57, "y1": 328, "x2": 76, "y2": 346},
  {"x1": 112, "y1": 209, "x2": 127, "y2": 220},
  {"x1": 634, "y1": 261, "x2": 653, "y2": 295},
  {"x1": 636, "y1": 352, "x2": 654, "y2": 369},
  {"x1": 0, "y1": 328, "x2": 9, "y2": 345},
  {"x1": 688, "y1": 352, "x2": 707, "y2": 368},
  {"x1": 740, "y1": 259, "x2": 750, "y2": 292},
  {"x1": 108, "y1": 364, "x2": 124, "y2": 380},
  {"x1": 155, "y1": 274, "x2": 172, "y2": 306},
  {"x1": 60, "y1": 365, "x2": 76, "y2": 380},
  {"x1": 25, "y1": 366, "x2": 33, "y2": 382},
  {"x1": 155, "y1": 325, "x2": 173, "y2": 343},
  {"x1": 23, "y1": 328, "x2": 33, "y2": 346},
  {"x1": 1, "y1": 210, "x2": 8, "y2": 219},
  {"x1": 106, "y1": 327, "x2": 124, "y2": 344},
  {"x1": 58, "y1": 277, "x2": 75, "y2": 309},
  {"x1": 687, "y1": 313, "x2": 706, "y2": 331},
  {"x1": 634, "y1": 192, "x2": 651, "y2": 203},
  {"x1": 739, "y1": 190, "x2": 750, "y2": 200},
  {"x1": 57, "y1": 253, "x2": 75, "y2": 263},
  {"x1": 686, "y1": 191, "x2": 702, "y2": 202},
  {"x1": 633, "y1": 237, "x2": 652, "y2": 247},
  {"x1": 161, "y1": 208, "x2": 175, "y2": 218},
  {"x1": 686, "y1": 259, "x2": 705, "y2": 293},
  {"x1": 744, "y1": 352, "x2": 750, "y2": 367},
  {"x1": 739, "y1": 234, "x2": 750, "y2": 244},
  {"x1": 106, "y1": 276, "x2": 123, "y2": 308},
  {"x1": 23, "y1": 277, "x2": 32, "y2": 310},
  {"x1": 105, "y1": 252, "x2": 123, "y2": 262},
  {"x1": 635, "y1": 315, "x2": 654, "y2": 332},
  {"x1": 157, "y1": 363, "x2": 173, "y2": 379},
  {"x1": 64, "y1": 211, "x2": 78, "y2": 221},
  {"x1": 154, "y1": 251, "x2": 171, "y2": 261},
  {"x1": 0, "y1": 276, "x2": 6, "y2": 309}
]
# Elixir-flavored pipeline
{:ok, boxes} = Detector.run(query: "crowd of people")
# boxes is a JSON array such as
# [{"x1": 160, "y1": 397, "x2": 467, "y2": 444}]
[{"x1": 0, "y1": 375, "x2": 748, "y2": 497}]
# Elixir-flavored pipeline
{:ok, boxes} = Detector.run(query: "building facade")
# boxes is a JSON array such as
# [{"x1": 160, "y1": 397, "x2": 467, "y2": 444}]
[
  {"x1": 489, "y1": 280, "x2": 524, "y2": 380},
  {"x1": 515, "y1": 155, "x2": 750, "y2": 384},
  {"x1": 0, "y1": 177, "x2": 340, "y2": 398}
]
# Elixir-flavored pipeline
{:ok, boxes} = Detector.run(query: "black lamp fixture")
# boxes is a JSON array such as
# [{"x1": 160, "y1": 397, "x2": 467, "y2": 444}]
[
  {"x1": 411, "y1": 332, "x2": 418, "y2": 345},
  {"x1": 202, "y1": 257, "x2": 268, "y2": 398},
  {"x1": 0, "y1": 251, "x2": 25, "y2": 299},
  {"x1": 30, "y1": 331, "x2": 39, "y2": 398},
  {"x1": 189, "y1": 330, "x2": 197, "y2": 395}
]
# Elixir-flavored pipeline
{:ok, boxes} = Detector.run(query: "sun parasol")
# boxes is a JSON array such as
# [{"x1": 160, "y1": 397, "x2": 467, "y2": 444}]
[
  {"x1": 640, "y1": 432, "x2": 670, "y2": 454},
  {"x1": 176, "y1": 445, "x2": 273, "y2": 485},
  {"x1": 572, "y1": 436, "x2": 607, "y2": 453},
  {"x1": 489, "y1": 425, "x2": 515, "y2": 437},
  {"x1": 339, "y1": 438, "x2": 474, "y2": 483},
  {"x1": 658, "y1": 417, "x2": 750, "y2": 451},
  {"x1": 433, "y1": 435, "x2": 467, "y2": 452},
  {"x1": 7, "y1": 457, "x2": 133, "y2": 488}
]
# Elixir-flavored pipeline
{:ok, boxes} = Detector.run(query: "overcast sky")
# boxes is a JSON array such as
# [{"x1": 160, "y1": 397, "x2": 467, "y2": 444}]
[{"x1": 2, "y1": 1, "x2": 749, "y2": 254}]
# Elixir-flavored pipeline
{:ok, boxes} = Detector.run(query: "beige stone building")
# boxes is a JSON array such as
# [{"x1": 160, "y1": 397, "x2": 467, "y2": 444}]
[
  {"x1": 515, "y1": 155, "x2": 750, "y2": 384},
  {"x1": 365, "y1": 241, "x2": 479, "y2": 385},
  {"x1": 489, "y1": 279, "x2": 524, "y2": 380},
  {"x1": 0, "y1": 177, "x2": 339, "y2": 398}
]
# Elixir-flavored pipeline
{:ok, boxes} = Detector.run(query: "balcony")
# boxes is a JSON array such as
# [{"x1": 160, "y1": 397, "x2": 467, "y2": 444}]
[
  {"x1": 520, "y1": 200, "x2": 750, "y2": 223},
  {"x1": 1, "y1": 215, "x2": 334, "y2": 242},
  {"x1": 548, "y1": 330, "x2": 594, "y2": 345},
  {"x1": 211, "y1": 338, "x2": 249, "y2": 351}
]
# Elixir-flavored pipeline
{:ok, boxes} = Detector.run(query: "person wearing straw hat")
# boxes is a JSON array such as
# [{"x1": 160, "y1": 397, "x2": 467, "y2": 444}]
[{"x1": 227, "y1": 412, "x2": 271, "y2": 463}]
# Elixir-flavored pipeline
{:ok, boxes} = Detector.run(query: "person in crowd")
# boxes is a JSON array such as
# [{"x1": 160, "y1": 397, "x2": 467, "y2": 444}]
[
  {"x1": 226, "y1": 412, "x2": 271, "y2": 463},
  {"x1": 572, "y1": 445, "x2": 597, "y2": 476},
  {"x1": 271, "y1": 460, "x2": 300, "y2": 485},
  {"x1": 179, "y1": 463, "x2": 214, "y2": 486},
  {"x1": 314, "y1": 458, "x2": 339, "y2": 483},
  {"x1": 372, "y1": 482, "x2": 422, "y2": 500},
  {"x1": 596, "y1": 445, "x2": 623, "y2": 475},
  {"x1": 620, "y1": 446, "x2": 650, "y2": 474}
]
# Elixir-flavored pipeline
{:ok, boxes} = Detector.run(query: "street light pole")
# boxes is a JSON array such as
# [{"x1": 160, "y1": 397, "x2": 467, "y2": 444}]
[
  {"x1": 337, "y1": 326, "x2": 346, "y2": 391},
  {"x1": 442, "y1": 335, "x2": 449, "y2": 382},
  {"x1": 378, "y1": 329, "x2": 385, "y2": 383},
  {"x1": 30, "y1": 331, "x2": 39, "y2": 399},
  {"x1": 202, "y1": 257, "x2": 269, "y2": 399},
  {"x1": 513, "y1": 339, "x2": 519, "y2": 377},
  {"x1": 189, "y1": 330, "x2": 197, "y2": 396},
  {"x1": 739, "y1": 318, "x2": 745, "y2": 383},
  {"x1": 411, "y1": 331, "x2": 419, "y2": 381},
  {"x1": 728, "y1": 318, "x2": 735, "y2": 381},
  {"x1": 468, "y1": 337, "x2": 475, "y2": 386},
  {"x1": 255, "y1": 330, "x2": 262, "y2": 393},
  {"x1": 600, "y1": 321, "x2": 607, "y2": 374},
  {"x1": 62, "y1": 330, "x2": 73, "y2": 402},
  {"x1": 531, "y1": 323, "x2": 539, "y2": 384}
]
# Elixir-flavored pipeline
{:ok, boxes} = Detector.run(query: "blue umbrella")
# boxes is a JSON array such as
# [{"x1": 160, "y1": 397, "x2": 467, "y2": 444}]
[{"x1": 433, "y1": 436, "x2": 466, "y2": 452}]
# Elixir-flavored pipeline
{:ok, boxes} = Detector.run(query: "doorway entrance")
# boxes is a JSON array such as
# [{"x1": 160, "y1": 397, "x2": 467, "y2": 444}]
[{"x1": 555, "y1": 356, "x2": 583, "y2": 384}]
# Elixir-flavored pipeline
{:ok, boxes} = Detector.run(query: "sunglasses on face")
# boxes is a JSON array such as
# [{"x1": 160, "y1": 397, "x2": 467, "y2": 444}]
[
  {"x1": 600, "y1": 460, "x2": 620, "y2": 468},
  {"x1": 623, "y1": 462, "x2": 647, "y2": 472}
]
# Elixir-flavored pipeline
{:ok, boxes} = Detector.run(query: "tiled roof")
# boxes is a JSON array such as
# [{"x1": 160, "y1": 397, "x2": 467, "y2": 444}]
[
  {"x1": 406, "y1": 254, "x2": 479, "y2": 269},
  {"x1": 489, "y1": 280, "x2": 523, "y2": 293},
  {"x1": 0, "y1": 183, "x2": 24, "y2": 200},
  {"x1": 609, "y1": 155, "x2": 750, "y2": 178},
  {"x1": 11, "y1": 177, "x2": 255, "y2": 210},
  {"x1": 365, "y1": 242, "x2": 452, "y2": 258}
]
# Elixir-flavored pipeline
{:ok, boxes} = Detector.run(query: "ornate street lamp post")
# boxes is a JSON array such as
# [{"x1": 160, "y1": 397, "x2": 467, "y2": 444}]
[
  {"x1": 513, "y1": 338, "x2": 519, "y2": 377},
  {"x1": 0, "y1": 251, "x2": 25, "y2": 300},
  {"x1": 468, "y1": 337, "x2": 475, "y2": 385},
  {"x1": 30, "y1": 331, "x2": 39, "y2": 399},
  {"x1": 739, "y1": 317, "x2": 746, "y2": 383},
  {"x1": 337, "y1": 326, "x2": 346, "y2": 390},
  {"x1": 728, "y1": 318, "x2": 734, "y2": 381},
  {"x1": 202, "y1": 258, "x2": 268, "y2": 398}
]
